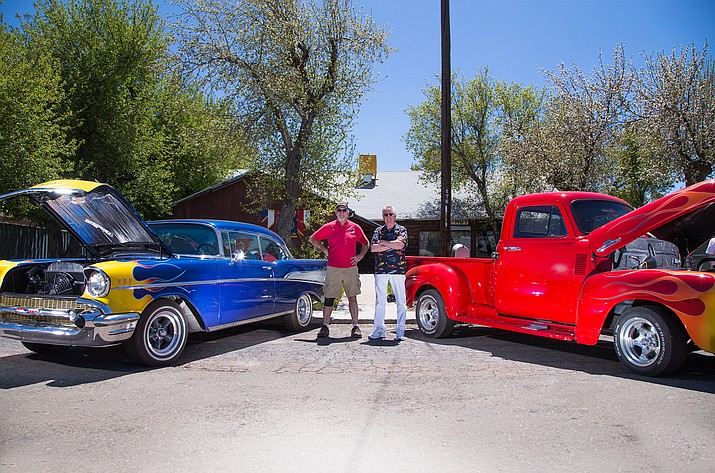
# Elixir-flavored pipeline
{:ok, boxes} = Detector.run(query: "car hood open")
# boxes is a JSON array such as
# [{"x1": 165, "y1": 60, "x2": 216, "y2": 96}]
[
  {"x1": 0, "y1": 180, "x2": 170, "y2": 258},
  {"x1": 589, "y1": 179, "x2": 715, "y2": 257}
]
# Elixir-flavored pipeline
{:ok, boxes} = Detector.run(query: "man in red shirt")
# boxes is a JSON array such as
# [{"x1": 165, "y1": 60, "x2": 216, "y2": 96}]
[{"x1": 309, "y1": 202, "x2": 369, "y2": 338}]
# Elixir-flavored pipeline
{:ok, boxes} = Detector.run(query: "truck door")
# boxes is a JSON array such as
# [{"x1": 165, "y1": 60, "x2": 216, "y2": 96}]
[{"x1": 493, "y1": 204, "x2": 576, "y2": 324}]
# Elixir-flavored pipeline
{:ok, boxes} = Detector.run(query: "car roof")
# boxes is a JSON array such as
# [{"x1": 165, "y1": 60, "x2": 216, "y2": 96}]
[{"x1": 148, "y1": 219, "x2": 283, "y2": 240}]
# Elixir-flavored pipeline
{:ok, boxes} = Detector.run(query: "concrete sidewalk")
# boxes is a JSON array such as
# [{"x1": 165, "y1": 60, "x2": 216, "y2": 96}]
[{"x1": 327, "y1": 273, "x2": 416, "y2": 324}]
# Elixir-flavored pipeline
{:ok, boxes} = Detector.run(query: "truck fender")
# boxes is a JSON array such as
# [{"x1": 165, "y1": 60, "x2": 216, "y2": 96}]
[
  {"x1": 576, "y1": 269, "x2": 715, "y2": 349},
  {"x1": 406, "y1": 263, "x2": 472, "y2": 318}
]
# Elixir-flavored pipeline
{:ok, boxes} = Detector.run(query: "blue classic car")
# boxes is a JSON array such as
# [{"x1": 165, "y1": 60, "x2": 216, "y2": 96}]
[{"x1": 0, "y1": 180, "x2": 326, "y2": 366}]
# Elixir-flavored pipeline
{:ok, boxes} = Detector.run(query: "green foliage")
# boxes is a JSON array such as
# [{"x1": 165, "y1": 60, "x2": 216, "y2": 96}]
[
  {"x1": 0, "y1": 21, "x2": 75, "y2": 204},
  {"x1": 2, "y1": 0, "x2": 248, "y2": 221},
  {"x1": 27, "y1": 0, "x2": 174, "y2": 218},
  {"x1": 609, "y1": 123, "x2": 673, "y2": 207}
]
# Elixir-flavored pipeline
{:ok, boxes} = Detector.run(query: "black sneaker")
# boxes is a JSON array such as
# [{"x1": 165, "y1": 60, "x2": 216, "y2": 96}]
[
  {"x1": 351, "y1": 326, "x2": 362, "y2": 338},
  {"x1": 317, "y1": 325, "x2": 329, "y2": 338}
]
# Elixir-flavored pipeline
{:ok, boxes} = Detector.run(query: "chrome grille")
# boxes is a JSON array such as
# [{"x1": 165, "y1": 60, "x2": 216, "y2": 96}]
[
  {"x1": 0, "y1": 295, "x2": 94, "y2": 327},
  {"x1": 1, "y1": 311, "x2": 72, "y2": 326},
  {"x1": 0, "y1": 295, "x2": 91, "y2": 311}
]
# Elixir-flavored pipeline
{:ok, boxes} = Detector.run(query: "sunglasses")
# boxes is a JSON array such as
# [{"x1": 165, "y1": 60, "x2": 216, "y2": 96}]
[
  {"x1": 336, "y1": 208, "x2": 348, "y2": 212},
  {"x1": 383, "y1": 212, "x2": 394, "y2": 217}
]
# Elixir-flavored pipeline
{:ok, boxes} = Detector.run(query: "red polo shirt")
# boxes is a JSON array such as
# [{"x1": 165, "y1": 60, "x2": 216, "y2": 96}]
[{"x1": 312, "y1": 219, "x2": 368, "y2": 268}]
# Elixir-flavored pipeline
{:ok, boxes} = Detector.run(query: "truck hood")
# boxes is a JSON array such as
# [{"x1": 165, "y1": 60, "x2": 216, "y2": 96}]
[
  {"x1": 0, "y1": 180, "x2": 170, "y2": 259},
  {"x1": 590, "y1": 179, "x2": 715, "y2": 257}
]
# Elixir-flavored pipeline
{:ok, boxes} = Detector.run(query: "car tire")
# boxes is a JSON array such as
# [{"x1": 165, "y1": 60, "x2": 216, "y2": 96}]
[
  {"x1": 613, "y1": 306, "x2": 687, "y2": 376},
  {"x1": 283, "y1": 293, "x2": 314, "y2": 332},
  {"x1": 416, "y1": 289, "x2": 454, "y2": 338},
  {"x1": 124, "y1": 300, "x2": 188, "y2": 367},
  {"x1": 21, "y1": 342, "x2": 70, "y2": 354}
]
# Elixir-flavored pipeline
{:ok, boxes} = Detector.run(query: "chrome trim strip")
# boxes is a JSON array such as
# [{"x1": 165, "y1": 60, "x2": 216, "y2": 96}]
[
  {"x1": 209, "y1": 311, "x2": 293, "y2": 332},
  {"x1": 113, "y1": 276, "x2": 323, "y2": 291}
]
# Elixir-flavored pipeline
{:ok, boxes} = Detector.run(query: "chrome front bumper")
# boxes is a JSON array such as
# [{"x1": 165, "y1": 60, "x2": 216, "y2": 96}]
[{"x1": 0, "y1": 295, "x2": 139, "y2": 347}]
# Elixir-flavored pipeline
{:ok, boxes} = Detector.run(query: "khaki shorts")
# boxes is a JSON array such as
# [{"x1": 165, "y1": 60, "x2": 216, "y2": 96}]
[{"x1": 323, "y1": 265, "x2": 361, "y2": 298}]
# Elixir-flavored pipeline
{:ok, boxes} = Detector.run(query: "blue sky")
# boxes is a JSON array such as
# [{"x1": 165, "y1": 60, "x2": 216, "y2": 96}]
[{"x1": 2, "y1": 0, "x2": 713, "y2": 170}]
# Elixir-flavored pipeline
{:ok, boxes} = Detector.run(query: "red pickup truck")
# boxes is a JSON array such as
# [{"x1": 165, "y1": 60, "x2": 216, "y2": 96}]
[{"x1": 405, "y1": 180, "x2": 715, "y2": 376}]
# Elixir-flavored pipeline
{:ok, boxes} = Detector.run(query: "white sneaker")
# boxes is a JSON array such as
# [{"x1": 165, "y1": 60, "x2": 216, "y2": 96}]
[
  {"x1": 368, "y1": 330, "x2": 386, "y2": 340},
  {"x1": 395, "y1": 331, "x2": 405, "y2": 341}
]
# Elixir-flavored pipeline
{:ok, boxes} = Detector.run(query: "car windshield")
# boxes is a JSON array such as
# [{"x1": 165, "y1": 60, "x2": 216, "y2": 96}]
[
  {"x1": 149, "y1": 222, "x2": 220, "y2": 256},
  {"x1": 571, "y1": 200, "x2": 632, "y2": 234}
]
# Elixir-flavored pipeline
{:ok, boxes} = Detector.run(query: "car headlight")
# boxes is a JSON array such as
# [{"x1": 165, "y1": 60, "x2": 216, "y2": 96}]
[{"x1": 86, "y1": 270, "x2": 110, "y2": 297}]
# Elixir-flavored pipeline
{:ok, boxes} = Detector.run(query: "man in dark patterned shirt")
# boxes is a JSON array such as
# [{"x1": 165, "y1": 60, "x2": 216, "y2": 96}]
[{"x1": 368, "y1": 205, "x2": 408, "y2": 341}]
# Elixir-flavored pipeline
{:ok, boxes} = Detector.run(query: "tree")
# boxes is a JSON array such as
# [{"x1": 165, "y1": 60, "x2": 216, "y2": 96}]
[
  {"x1": 171, "y1": 0, "x2": 391, "y2": 245},
  {"x1": 405, "y1": 69, "x2": 543, "y2": 232},
  {"x1": 609, "y1": 122, "x2": 673, "y2": 207},
  {"x1": 0, "y1": 20, "x2": 75, "y2": 202},
  {"x1": 634, "y1": 42, "x2": 715, "y2": 185},
  {"x1": 16, "y1": 0, "x2": 246, "y2": 220},
  {"x1": 25, "y1": 0, "x2": 172, "y2": 217},
  {"x1": 153, "y1": 80, "x2": 254, "y2": 204},
  {"x1": 537, "y1": 45, "x2": 631, "y2": 192}
]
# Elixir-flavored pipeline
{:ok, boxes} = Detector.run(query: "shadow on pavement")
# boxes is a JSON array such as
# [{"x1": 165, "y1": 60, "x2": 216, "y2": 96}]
[
  {"x1": 0, "y1": 320, "x2": 298, "y2": 389},
  {"x1": 413, "y1": 324, "x2": 715, "y2": 394}
]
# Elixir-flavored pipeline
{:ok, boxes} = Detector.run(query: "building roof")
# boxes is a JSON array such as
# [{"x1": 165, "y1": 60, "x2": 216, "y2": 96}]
[
  {"x1": 346, "y1": 171, "x2": 435, "y2": 220},
  {"x1": 173, "y1": 170, "x2": 250, "y2": 207},
  {"x1": 349, "y1": 170, "x2": 480, "y2": 221}
]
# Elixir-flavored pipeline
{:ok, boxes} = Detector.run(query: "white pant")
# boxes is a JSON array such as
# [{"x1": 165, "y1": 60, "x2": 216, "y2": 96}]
[{"x1": 373, "y1": 274, "x2": 407, "y2": 335}]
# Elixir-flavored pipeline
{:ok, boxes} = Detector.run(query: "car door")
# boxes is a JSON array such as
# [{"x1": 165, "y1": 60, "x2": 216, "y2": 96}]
[
  {"x1": 493, "y1": 203, "x2": 577, "y2": 324},
  {"x1": 216, "y1": 231, "x2": 275, "y2": 326}
]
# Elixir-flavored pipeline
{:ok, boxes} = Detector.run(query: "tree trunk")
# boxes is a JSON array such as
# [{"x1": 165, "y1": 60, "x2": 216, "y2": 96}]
[{"x1": 274, "y1": 148, "x2": 302, "y2": 247}]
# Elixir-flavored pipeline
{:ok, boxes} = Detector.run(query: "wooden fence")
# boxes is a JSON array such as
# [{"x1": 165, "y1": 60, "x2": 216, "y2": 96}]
[{"x1": 0, "y1": 221, "x2": 74, "y2": 259}]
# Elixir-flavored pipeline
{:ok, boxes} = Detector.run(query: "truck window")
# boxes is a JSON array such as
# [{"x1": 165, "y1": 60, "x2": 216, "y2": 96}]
[
  {"x1": 571, "y1": 200, "x2": 632, "y2": 234},
  {"x1": 515, "y1": 206, "x2": 567, "y2": 238}
]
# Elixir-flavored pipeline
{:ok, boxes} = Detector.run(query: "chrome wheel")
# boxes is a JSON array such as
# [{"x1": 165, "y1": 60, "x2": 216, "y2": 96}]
[
  {"x1": 296, "y1": 294, "x2": 313, "y2": 326},
  {"x1": 417, "y1": 294, "x2": 440, "y2": 332},
  {"x1": 616, "y1": 316, "x2": 661, "y2": 368},
  {"x1": 613, "y1": 306, "x2": 687, "y2": 376},
  {"x1": 283, "y1": 293, "x2": 314, "y2": 331},
  {"x1": 415, "y1": 289, "x2": 454, "y2": 338},
  {"x1": 144, "y1": 307, "x2": 184, "y2": 358},
  {"x1": 125, "y1": 301, "x2": 188, "y2": 367}
]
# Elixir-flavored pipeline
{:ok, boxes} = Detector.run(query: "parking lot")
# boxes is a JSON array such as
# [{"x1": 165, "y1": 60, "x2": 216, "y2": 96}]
[{"x1": 1, "y1": 321, "x2": 713, "y2": 472}]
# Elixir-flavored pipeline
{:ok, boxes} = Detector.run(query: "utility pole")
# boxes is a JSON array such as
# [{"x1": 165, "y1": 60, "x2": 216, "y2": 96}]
[{"x1": 440, "y1": 0, "x2": 452, "y2": 256}]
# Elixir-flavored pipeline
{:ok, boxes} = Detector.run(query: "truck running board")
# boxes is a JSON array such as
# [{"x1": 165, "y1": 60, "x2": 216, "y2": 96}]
[
  {"x1": 524, "y1": 323, "x2": 549, "y2": 331},
  {"x1": 460, "y1": 307, "x2": 577, "y2": 341}
]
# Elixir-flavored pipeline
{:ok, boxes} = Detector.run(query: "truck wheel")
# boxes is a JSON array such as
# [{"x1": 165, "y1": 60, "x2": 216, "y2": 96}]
[
  {"x1": 283, "y1": 293, "x2": 314, "y2": 331},
  {"x1": 416, "y1": 289, "x2": 454, "y2": 338},
  {"x1": 613, "y1": 306, "x2": 687, "y2": 376},
  {"x1": 124, "y1": 300, "x2": 188, "y2": 367}
]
